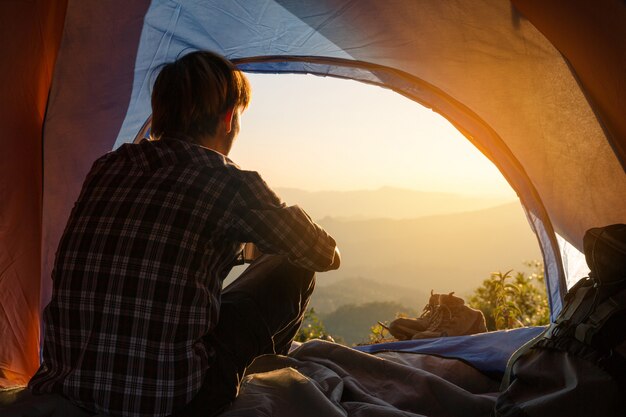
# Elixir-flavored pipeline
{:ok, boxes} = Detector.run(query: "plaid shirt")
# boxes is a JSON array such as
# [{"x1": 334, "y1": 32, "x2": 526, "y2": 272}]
[{"x1": 29, "y1": 138, "x2": 337, "y2": 417}]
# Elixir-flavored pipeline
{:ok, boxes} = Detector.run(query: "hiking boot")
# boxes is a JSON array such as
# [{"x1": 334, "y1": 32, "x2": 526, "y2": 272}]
[
  {"x1": 411, "y1": 292, "x2": 487, "y2": 339},
  {"x1": 387, "y1": 290, "x2": 456, "y2": 340},
  {"x1": 387, "y1": 291, "x2": 487, "y2": 340},
  {"x1": 388, "y1": 316, "x2": 430, "y2": 340}
]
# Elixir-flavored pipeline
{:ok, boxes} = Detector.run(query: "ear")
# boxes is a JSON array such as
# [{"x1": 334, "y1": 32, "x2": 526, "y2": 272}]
[{"x1": 223, "y1": 107, "x2": 235, "y2": 133}]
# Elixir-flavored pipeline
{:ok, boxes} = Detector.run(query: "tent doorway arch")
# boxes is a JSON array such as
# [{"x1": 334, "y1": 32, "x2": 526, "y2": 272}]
[{"x1": 133, "y1": 56, "x2": 566, "y2": 317}]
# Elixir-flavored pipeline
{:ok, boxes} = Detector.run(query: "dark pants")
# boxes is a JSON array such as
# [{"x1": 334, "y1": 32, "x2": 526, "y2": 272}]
[{"x1": 171, "y1": 254, "x2": 316, "y2": 417}]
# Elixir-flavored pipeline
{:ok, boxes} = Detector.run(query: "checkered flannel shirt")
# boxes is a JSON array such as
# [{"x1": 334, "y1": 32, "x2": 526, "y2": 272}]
[{"x1": 29, "y1": 137, "x2": 337, "y2": 417}]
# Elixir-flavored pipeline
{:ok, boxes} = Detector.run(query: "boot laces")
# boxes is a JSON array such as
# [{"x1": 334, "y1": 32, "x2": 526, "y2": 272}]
[{"x1": 428, "y1": 304, "x2": 454, "y2": 331}]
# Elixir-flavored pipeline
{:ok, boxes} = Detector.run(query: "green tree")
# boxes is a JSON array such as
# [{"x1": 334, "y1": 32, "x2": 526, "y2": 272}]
[
  {"x1": 295, "y1": 308, "x2": 334, "y2": 342},
  {"x1": 469, "y1": 261, "x2": 549, "y2": 330}
]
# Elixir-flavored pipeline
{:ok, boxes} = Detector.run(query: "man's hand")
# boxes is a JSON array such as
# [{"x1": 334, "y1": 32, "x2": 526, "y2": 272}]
[
  {"x1": 329, "y1": 247, "x2": 341, "y2": 270},
  {"x1": 243, "y1": 243, "x2": 262, "y2": 263}
]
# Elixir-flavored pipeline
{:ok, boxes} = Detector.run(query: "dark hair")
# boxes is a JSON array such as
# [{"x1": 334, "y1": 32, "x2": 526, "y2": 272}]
[{"x1": 150, "y1": 51, "x2": 250, "y2": 141}]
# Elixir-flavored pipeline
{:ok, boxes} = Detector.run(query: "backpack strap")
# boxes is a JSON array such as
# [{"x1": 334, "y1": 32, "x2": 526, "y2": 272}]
[
  {"x1": 575, "y1": 286, "x2": 626, "y2": 345},
  {"x1": 539, "y1": 279, "x2": 593, "y2": 341},
  {"x1": 501, "y1": 278, "x2": 593, "y2": 389}
]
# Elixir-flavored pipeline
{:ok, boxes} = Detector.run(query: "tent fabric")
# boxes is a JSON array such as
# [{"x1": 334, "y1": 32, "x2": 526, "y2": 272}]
[
  {"x1": 512, "y1": 0, "x2": 626, "y2": 170},
  {"x1": 0, "y1": 0, "x2": 67, "y2": 388},
  {"x1": 1, "y1": 0, "x2": 624, "y2": 388},
  {"x1": 40, "y1": 1, "x2": 152, "y2": 315}
]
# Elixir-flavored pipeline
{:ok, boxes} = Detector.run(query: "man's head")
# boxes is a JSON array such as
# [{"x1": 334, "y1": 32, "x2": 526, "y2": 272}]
[{"x1": 151, "y1": 51, "x2": 251, "y2": 148}]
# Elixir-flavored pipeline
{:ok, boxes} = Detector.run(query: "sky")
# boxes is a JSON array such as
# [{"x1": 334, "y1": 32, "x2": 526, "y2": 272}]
[{"x1": 229, "y1": 73, "x2": 516, "y2": 198}]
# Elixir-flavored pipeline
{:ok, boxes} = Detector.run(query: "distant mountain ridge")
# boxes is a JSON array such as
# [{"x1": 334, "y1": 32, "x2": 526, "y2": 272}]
[
  {"x1": 275, "y1": 186, "x2": 514, "y2": 221},
  {"x1": 315, "y1": 202, "x2": 542, "y2": 296}
]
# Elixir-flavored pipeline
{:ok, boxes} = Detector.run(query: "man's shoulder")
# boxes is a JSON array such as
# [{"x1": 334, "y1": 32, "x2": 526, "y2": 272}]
[
  {"x1": 152, "y1": 138, "x2": 243, "y2": 170},
  {"x1": 94, "y1": 139, "x2": 269, "y2": 187},
  {"x1": 103, "y1": 139, "x2": 232, "y2": 172},
  {"x1": 155, "y1": 138, "x2": 271, "y2": 181}
]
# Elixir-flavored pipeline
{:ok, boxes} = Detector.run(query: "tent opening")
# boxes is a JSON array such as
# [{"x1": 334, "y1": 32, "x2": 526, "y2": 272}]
[
  {"x1": 188, "y1": 72, "x2": 545, "y2": 345},
  {"x1": 124, "y1": 56, "x2": 568, "y2": 320}
]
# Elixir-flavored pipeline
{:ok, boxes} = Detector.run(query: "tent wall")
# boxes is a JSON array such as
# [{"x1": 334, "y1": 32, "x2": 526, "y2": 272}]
[
  {"x1": 0, "y1": 1, "x2": 67, "y2": 388},
  {"x1": 41, "y1": 0, "x2": 152, "y2": 317},
  {"x1": 513, "y1": 0, "x2": 626, "y2": 170}
]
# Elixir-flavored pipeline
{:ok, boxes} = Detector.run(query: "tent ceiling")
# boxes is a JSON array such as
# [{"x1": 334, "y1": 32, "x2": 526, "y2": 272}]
[{"x1": 513, "y1": 0, "x2": 626, "y2": 170}]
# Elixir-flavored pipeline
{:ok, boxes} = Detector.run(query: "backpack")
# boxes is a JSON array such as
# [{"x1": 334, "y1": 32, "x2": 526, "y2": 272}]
[{"x1": 495, "y1": 224, "x2": 626, "y2": 417}]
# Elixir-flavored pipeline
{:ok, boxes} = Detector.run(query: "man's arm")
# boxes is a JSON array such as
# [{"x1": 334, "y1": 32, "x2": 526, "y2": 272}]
[
  {"x1": 224, "y1": 172, "x2": 339, "y2": 272},
  {"x1": 245, "y1": 243, "x2": 341, "y2": 271},
  {"x1": 329, "y1": 246, "x2": 341, "y2": 270}
]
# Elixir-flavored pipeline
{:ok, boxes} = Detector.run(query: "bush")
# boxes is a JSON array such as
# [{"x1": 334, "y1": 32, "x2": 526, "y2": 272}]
[
  {"x1": 295, "y1": 308, "x2": 336, "y2": 342},
  {"x1": 469, "y1": 261, "x2": 549, "y2": 330}
]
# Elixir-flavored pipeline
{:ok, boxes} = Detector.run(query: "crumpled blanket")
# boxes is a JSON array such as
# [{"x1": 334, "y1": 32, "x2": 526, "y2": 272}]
[{"x1": 219, "y1": 340, "x2": 499, "y2": 417}]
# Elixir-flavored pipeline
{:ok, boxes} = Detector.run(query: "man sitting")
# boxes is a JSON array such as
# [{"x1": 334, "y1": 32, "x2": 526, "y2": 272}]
[{"x1": 29, "y1": 51, "x2": 341, "y2": 417}]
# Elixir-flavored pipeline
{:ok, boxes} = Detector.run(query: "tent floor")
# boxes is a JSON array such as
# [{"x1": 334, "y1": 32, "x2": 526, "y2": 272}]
[
  {"x1": 0, "y1": 387, "x2": 29, "y2": 407},
  {"x1": 1, "y1": 387, "x2": 38, "y2": 414},
  {"x1": 0, "y1": 387, "x2": 97, "y2": 417}
]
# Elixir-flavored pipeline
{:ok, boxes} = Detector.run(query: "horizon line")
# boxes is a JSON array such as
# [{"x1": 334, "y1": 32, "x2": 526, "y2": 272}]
[{"x1": 273, "y1": 184, "x2": 517, "y2": 199}]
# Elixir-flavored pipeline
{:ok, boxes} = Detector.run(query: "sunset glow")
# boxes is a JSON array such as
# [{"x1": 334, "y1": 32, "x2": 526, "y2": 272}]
[{"x1": 231, "y1": 73, "x2": 516, "y2": 198}]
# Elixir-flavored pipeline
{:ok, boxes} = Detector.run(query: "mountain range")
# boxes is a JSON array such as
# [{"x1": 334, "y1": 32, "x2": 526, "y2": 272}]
[
  {"x1": 275, "y1": 186, "x2": 514, "y2": 220},
  {"x1": 314, "y1": 201, "x2": 541, "y2": 299}
]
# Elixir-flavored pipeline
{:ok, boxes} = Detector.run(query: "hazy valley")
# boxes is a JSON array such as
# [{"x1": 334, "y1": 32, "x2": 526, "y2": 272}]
[{"x1": 313, "y1": 201, "x2": 541, "y2": 299}]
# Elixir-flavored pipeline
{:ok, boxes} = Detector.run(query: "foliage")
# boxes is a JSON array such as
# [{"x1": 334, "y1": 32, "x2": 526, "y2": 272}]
[
  {"x1": 300, "y1": 261, "x2": 549, "y2": 344},
  {"x1": 368, "y1": 322, "x2": 390, "y2": 344},
  {"x1": 469, "y1": 261, "x2": 549, "y2": 330},
  {"x1": 295, "y1": 308, "x2": 335, "y2": 343}
]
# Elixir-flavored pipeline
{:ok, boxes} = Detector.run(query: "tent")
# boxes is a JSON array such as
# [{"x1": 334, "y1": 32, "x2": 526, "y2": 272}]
[{"x1": 1, "y1": 0, "x2": 625, "y2": 393}]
